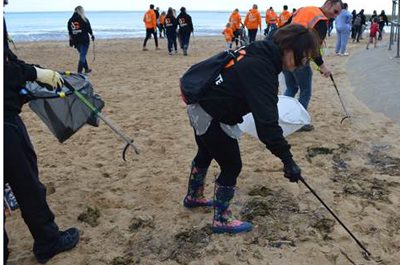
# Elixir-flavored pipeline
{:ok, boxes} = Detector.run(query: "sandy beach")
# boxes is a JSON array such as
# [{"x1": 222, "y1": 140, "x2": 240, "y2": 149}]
[{"x1": 5, "y1": 36, "x2": 400, "y2": 265}]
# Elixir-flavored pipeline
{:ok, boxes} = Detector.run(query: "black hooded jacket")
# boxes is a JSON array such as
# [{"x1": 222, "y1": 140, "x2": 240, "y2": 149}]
[
  {"x1": 67, "y1": 12, "x2": 93, "y2": 44},
  {"x1": 177, "y1": 12, "x2": 193, "y2": 34},
  {"x1": 199, "y1": 40, "x2": 292, "y2": 161},
  {"x1": 4, "y1": 19, "x2": 37, "y2": 116}
]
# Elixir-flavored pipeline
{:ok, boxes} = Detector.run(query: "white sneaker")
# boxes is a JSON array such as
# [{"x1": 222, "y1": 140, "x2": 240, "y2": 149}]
[{"x1": 342, "y1": 52, "x2": 349, "y2": 56}]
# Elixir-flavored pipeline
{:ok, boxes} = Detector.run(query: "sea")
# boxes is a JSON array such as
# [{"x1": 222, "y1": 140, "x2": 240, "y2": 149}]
[{"x1": 5, "y1": 11, "x2": 241, "y2": 42}]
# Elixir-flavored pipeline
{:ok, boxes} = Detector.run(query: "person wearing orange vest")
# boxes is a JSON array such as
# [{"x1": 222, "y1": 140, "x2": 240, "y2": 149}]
[
  {"x1": 265, "y1": 7, "x2": 278, "y2": 35},
  {"x1": 229, "y1": 8, "x2": 243, "y2": 47},
  {"x1": 282, "y1": 0, "x2": 343, "y2": 131},
  {"x1": 158, "y1": 11, "x2": 166, "y2": 38},
  {"x1": 222, "y1": 22, "x2": 234, "y2": 49},
  {"x1": 244, "y1": 4, "x2": 262, "y2": 43},
  {"x1": 278, "y1": 5, "x2": 292, "y2": 28},
  {"x1": 142, "y1": 4, "x2": 159, "y2": 51}
]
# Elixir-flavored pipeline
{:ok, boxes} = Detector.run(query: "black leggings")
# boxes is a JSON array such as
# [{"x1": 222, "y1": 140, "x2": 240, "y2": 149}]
[
  {"x1": 193, "y1": 120, "x2": 242, "y2": 186},
  {"x1": 143, "y1": 28, "x2": 158, "y2": 47}
]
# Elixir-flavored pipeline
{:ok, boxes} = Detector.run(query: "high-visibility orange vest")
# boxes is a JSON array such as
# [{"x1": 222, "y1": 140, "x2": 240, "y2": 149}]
[{"x1": 291, "y1": 7, "x2": 328, "y2": 29}]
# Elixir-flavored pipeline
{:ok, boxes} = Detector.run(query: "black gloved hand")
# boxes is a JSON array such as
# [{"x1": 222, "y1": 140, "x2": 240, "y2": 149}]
[
  {"x1": 283, "y1": 158, "x2": 302, "y2": 183},
  {"x1": 91, "y1": 35, "x2": 95, "y2": 41},
  {"x1": 69, "y1": 39, "x2": 74, "y2": 47}
]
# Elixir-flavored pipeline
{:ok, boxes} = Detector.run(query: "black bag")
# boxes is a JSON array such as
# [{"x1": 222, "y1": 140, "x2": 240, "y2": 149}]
[{"x1": 180, "y1": 48, "x2": 244, "y2": 104}]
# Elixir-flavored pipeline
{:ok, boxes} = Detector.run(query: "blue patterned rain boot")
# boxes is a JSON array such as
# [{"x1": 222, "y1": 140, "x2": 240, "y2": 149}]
[
  {"x1": 183, "y1": 162, "x2": 213, "y2": 208},
  {"x1": 212, "y1": 183, "x2": 252, "y2": 234}
]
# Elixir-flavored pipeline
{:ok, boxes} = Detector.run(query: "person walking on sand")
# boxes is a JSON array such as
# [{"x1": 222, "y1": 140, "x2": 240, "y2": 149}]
[
  {"x1": 335, "y1": 3, "x2": 352, "y2": 56},
  {"x1": 353, "y1": 9, "x2": 366, "y2": 43},
  {"x1": 229, "y1": 8, "x2": 243, "y2": 48},
  {"x1": 177, "y1": 7, "x2": 194, "y2": 56},
  {"x1": 366, "y1": 17, "x2": 380, "y2": 49},
  {"x1": 282, "y1": 0, "x2": 343, "y2": 131},
  {"x1": 142, "y1": 4, "x2": 159, "y2": 51},
  {"x1": 350, "y1": 9, "x2": 357, "y2": 40},
  {"x1": 182, "y1": 24, "x2": 319, "y2": 234},
  {"x1": 265, "y1": 7, "x2": 278, "y2": 36},
  {"x1": 222, "y1": 22, "x2": 234, "y2": 49},
  {"x1": 4, "y1": 1, "x2": 80, "y2": 263},
  {"x1": 244, "y1": 4, "x2": 262, "y2": 43},
  {"x1": 165, "y1": 7, "x2": 178, "y2": 55},
  {"x1": 378, "y1": 10, "x2": 388, "y2": 40},
  {"x1": 67, "y1": 6, "x2": 95, "y2": 74},
  {"x1": 159, "y1": 11, "x2": 166, "y2": 38},
  {"x1": 278, "y1": 5, "x2": 292, "y2": 28}
]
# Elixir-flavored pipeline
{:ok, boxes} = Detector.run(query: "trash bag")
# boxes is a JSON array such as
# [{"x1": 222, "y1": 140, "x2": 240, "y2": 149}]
[
  {"x1": 238, "y1": 95, "x2": 311, "y2": 138},
  {"x1": 25, "y1": 73, "x2": 105, "y2": 143}
]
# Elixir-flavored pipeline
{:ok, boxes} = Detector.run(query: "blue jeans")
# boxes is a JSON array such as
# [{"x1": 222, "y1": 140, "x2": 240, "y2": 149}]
[
  {"x1": 166, "y1": 30, "x2": 177, "y2": 52},
  {"x1": 335, "y1": 29, "x2": 350, "y2": 54},
  {"x1": 283, "y1": 65, "x2": 313, "y2": 110},
  {"x1": 76, "y1": 43, "x2": 90, "y2": 73}
]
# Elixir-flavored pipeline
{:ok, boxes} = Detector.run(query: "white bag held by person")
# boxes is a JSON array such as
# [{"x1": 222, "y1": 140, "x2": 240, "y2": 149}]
[{"x1": 238, "y1": 95, "x2": 311, "y2": 138}]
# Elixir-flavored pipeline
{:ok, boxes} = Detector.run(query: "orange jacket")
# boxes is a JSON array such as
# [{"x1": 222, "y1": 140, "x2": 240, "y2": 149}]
[
  {"x1": 291, "y1": 7, "x2": 328, "y2": 29},
  {"x1": 222, "y1": 27, "x2": 234, "y2": 41},
  {"x1": 159, "y1": 14, "x2": 166, "y2": 25},
  {"x1": 244, "y1": 9, "x2": 261, "y2": 30},
  {"x1": 278, "y1": 10, "x2": 292, "y2": 27},
  {"x1": 143, "y1": 9, "x2": 156, "y2": 29},
  {"x1": 229, "y1": 12, "x2": 242, "y2": 31},
  {"x1": 266, "y1": 10, "x2": 278, "y2": 25}
]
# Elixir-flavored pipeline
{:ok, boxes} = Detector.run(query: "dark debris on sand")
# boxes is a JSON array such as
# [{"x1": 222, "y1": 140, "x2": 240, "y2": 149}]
[{"x1": 78, "y1": 206, "x2": 101, "y2": 227}]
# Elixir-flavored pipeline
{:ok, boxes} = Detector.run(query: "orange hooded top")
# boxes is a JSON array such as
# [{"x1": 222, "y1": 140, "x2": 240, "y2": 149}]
[
  {"x1": 266, "y1": 10, "x2": 278, "y2": 25},
  {"x1": 244, "y1": 9, "x2": 261, "y2": 30},
  {"x1": 291, "y1": 7, "x2": 328, "y2": 29},
  {"x1": 143, "y1": 9, "x2": 156, "y2": 29},
  {"x1": 229, "y1": 11, "x2": 242, "y2": 31},
  {"x1": 160, "y1": 14, "x2": 166, "y2": 25},
  {"x1": 222, "y1": 26, "x2": 234, "y2": 41},
  {"x1": 278, "y1": 10, "x2": 292, "y2": 27}
]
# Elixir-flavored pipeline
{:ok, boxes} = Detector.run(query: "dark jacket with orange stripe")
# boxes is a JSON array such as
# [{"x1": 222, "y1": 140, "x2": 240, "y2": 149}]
[
  {"x1": 287, "y1": 7, "x2": 328, "y2": 66},
  {"x1": 199, "y1": 40, "x2": 292, "y2": 161}
]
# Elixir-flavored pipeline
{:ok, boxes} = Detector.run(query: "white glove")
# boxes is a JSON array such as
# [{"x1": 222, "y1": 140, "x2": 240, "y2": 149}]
[{"x1": 34, "y1": 66, "x2": 64, "y2": 89}]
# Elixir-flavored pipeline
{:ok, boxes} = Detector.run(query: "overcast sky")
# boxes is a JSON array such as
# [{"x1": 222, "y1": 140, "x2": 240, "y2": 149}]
[{"x1": 4, "y1": 0, "x2": 393, "y2": 13}]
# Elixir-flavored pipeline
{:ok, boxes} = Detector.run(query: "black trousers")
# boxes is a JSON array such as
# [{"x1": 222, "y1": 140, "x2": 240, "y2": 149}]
[
  {"x1": 4, "y1": 115, "x2": 60, "y2": 262},
  {"x1": 193, "y1": 120, "x2": 242, "y2": 187},
  {"x1": 248, "y1": 29, "x2": 258, "y2": 43},
  {"x1": 143, "y1": 28, "x2": 158, "y2": 47}
]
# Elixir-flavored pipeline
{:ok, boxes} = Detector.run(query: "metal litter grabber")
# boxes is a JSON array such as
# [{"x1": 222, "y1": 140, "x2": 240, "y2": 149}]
[
  {"x1": 300, "y1": 176, "x2": 371, "y2": 257},
  {"x1": 63, "y1": 76, "x2": 139, "y2": 160},
  {"x1": 329, "y1": 74, "x2": 351, "y2": 124}
]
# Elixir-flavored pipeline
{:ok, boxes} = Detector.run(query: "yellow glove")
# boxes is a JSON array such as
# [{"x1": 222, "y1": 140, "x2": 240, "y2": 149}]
[{"x1": 34, "y1": 67, "x2": 64, "y2": 89}]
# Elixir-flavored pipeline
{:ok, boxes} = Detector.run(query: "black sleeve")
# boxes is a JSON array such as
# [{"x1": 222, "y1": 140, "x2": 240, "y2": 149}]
[
  {"x1": 313, "y1": 20, "x2": 328, "y2": 66},
  {"x1": 86, "y1": 19, "x2": 93, "y2": 36},
  {"x1": 237, "y1": 58, "x2": 292, "y2": 161},
  {"x1": 67, "y1": 18, "x2": 72, "y2": 35},
  {"x1": 188, "y1": 15, "x2": 194, "y2": 32},
  {"x1": 5, "y1": 50, "x2": 37, "y2": 91}
]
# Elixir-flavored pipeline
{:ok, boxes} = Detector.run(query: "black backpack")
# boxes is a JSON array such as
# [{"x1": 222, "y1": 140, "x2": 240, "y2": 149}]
[{"x1": 180, "y1": 48, "x2": 245, "y2": 104}]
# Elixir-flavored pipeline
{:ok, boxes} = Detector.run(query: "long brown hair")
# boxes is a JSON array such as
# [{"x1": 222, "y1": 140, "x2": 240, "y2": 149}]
[{"x1": 272, "y1": 24, "x2": 320, "y2": 67}]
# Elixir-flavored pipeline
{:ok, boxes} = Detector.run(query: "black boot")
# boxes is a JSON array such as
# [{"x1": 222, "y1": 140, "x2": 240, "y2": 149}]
[{"x1": 183, "y1": 162, "x2": 213, "y2": 208}]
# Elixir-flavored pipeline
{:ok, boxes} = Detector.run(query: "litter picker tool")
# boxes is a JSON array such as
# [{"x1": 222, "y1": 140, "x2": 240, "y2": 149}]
[
  {"x1": 92, "y1": 39, "x2": 96, "y2": 62},
  {"x1": 300, "y1": 177, "x2": 371, "y2": 257},
  {"x1": 63, "y1": 76, "x2": 139, "y2": 160},
  {"x1": 329, "y1": 74, "x2": 350, "y2": 124}
]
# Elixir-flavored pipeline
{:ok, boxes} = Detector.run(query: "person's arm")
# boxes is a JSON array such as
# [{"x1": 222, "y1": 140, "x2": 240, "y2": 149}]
[
  {"x1": 312, "y1": 20, "x2": 331, "y2": 77},
  {"x1": 237, "y1": 58, "x2": 292, "y2": 161},
  {"x1": 189, "y1": 15, "x2": 194, "y2": 32}
]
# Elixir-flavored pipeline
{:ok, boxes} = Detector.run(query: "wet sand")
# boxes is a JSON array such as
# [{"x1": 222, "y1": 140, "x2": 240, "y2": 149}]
[{"x1": 5, "y1": 36, "x2": 400, "y2": 265}]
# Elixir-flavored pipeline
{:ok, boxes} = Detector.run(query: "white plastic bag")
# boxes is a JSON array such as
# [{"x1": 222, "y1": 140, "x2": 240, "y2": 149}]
[{"x1": 238, "y1": 96, "x2": 311, "y2": 138}]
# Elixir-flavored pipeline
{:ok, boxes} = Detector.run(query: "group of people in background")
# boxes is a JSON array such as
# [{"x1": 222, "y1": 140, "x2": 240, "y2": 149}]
[
  {"x1": 142, "y1": 4, "x2": 193, "y2": 56},
  {"x1": 335, "y1": 6, "x2": 389, "y2": 55}
]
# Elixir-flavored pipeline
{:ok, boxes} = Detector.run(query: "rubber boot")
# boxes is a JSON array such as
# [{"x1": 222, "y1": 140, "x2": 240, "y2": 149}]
[
  {"x1": 212, "y1": 183, "x2": 252, "y2": 234},
  {"x1": 183, "y1": 162, "x2": 213, "y2": 208}
]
